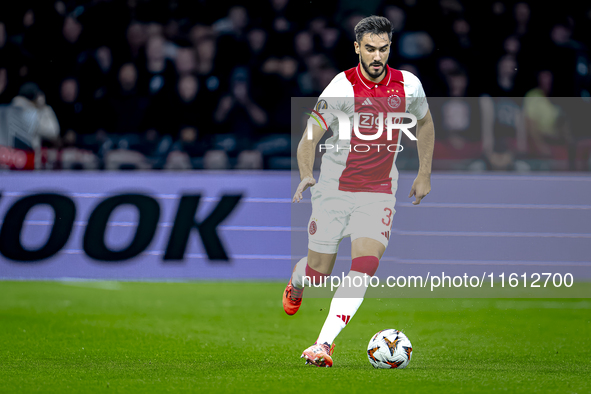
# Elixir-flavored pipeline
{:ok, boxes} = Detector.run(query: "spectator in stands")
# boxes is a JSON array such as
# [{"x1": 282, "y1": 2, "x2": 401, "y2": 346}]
[
  {"x1": 513, "y1": 2, "x2": 531, "y2": 38},
  {"x1": 294, "y1": 31, "x2": 314, "y2": 60},
  {"x1": 524, "y1": 70, "x2": 574, "y2": 168},
  {"x1": 125, "y1": 22, "x2": 147, "y2": 61},
  {"x1": 0, "y1": 82, "x2": 59, "y2": 159},
  {"x1": 53, "y1": 77, "x2": 86, "y2": 148},
  {"x1": 53, "y1": 15, "x2": 84, "y2": 78},
  {"x1": 213, "y1": 68, "x2": 267, "y2": 155},
  {"x1": 433, "y1": 69, "x2": 481, "y2": 162},
  {"x1": 332, "y1": 13, "x2": 364, "y2": 70},
  {"x1": 398, "y1": 26, "x2": 434, "y2": 62},
  {"x1": 0, "y1": 0, "x2": 588, "y2": 171},
  {"x1": 79, "y1": 46, "x2": 114, "y2": 101},
  {"x1": 0, "y1": 67, "x2": 12, "y2": 104},
  {"x1": 449, "y1": 18, "x2": 474, "y2": 64},
  {"x1": 262, "y1": 56, "x2": 299, "y2": 134},
  {"x1": 504, "y1": 36, "x2": 521, "y2": 56},
  {"x1": 166, "y1": 125, "x2": 223, "y2": 170},
  {"x1": 189, "y1": 24, "x2": 215, "y2": 47},
  {"x1": 493, "y1": 55, "x2": 519, "y2": 95},
  {"x1": 0, "y1": 22, "x2": 7, "y2": 61},
  {"x1": 171, "y1": 125, "x2": 207, "y2": 159},
  {"x1": 175, "y1": 46, "x2": 197, "y2": 77},
  {"x1": 195, "y1": 38, "x2": 219, "y2": 94},
  {"x1": 0, "y1": 22, "x2": 23, "y2": 94},
  {"x1": 213, "y1": 6, "x2": 248, "y2": 37},
  {"x1": 382, "y1": 5, "x2": 405, "y2": 58},
  {"x1": 57, "y1": 78, "x2": 102, "y2": 170},
  {"x1": 138, "y1": 128, "x2": 172, "y2": 169},
  {"x1": 214, "y1": 6, "x2": 250, "y2": 79},
  {"x1": 269, "y1": 0, "x2": 292, "y2": 33},
  {"x1": 246, "y1": 28, "x2": 269, "y2": 73},
  {"x1": 138, "y1": 35, "x2": 177, "y2": 97},
  {"x1": 175, "y1": 74, "x2": 202, "y2": 125},
  {"x1": 108, "y1": 63, "x2": 149, "y2": 136},
  {"x1": 546, "y1": 21, "x2": 588, "y2": 97},
  {"x1": 480, "y1": 56, "x2": 527, "y2": 170},
  {"x1": 148, "y1": 74, "x2": 203, "y2": 137}
]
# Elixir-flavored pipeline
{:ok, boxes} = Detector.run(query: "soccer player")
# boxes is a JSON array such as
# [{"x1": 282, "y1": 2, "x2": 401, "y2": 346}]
[{"x1": 282, "y1": 15, "x2": 434, "y2": 367}]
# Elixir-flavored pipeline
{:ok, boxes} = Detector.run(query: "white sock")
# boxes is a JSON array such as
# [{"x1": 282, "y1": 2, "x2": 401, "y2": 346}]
[
  {"x1": 291, "y1": 257, "x2": 308, "y2": 289},
  {"x1": 316, "y1": 271, "x2": 368, "y2": 345}
]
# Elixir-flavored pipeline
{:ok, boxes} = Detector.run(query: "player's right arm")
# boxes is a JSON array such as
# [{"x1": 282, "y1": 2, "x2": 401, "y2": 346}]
[
  {"x1": 292, "y1": 123, "x2": 326, "y2": 203},
  {"x1": 293, "y1": 71, "x2": 349, "y2": 202}
]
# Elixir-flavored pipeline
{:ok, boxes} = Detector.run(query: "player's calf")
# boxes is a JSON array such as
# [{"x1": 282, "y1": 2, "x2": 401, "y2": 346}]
[{"x1": 283, "y1": 257, "x2": 330, "y2": 316}]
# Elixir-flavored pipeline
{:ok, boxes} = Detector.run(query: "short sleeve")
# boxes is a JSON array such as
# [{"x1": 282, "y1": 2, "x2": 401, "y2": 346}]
[
  {"x1": 312, "y1": 72, "x2": 355, "y2": 131},
  {"x1": 311, "y1": 97, "x2": 333, "y2": 131},
  {"x1": 403, "y1": 71, "x2": 429, "y2": 121}
]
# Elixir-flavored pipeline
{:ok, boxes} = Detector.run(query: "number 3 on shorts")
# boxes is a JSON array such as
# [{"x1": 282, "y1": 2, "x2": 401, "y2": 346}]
[{"x1": 382, "y1": 208, "x2": 393, "y2": 226}]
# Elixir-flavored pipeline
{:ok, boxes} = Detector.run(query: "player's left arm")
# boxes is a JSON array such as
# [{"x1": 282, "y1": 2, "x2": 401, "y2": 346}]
[{"x1": 409, "y1": 109, "x2": 434, "y2": 205}]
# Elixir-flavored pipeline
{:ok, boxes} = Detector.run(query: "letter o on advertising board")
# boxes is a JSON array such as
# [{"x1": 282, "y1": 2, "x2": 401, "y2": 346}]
[
  {"x1": 0, "y1": 194, "x2": 76, "y2": 261},
  {"x1": 83, "y1": 194, "x2": 160, "y2": 262}
]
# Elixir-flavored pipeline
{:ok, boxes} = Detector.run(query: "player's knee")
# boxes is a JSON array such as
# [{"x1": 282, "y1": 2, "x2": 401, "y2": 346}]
[
  {"x1": 351, "y1": 256, "x2": 379, "y2": 276},
  {"x1": 307, "y1": 248, "x2": 335, "y2": 275}
]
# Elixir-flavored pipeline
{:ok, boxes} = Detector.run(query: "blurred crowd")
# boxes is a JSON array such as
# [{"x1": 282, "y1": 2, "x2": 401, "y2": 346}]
[{"x1": 0, "y1": 0, "x2": 590, "y2": 170}]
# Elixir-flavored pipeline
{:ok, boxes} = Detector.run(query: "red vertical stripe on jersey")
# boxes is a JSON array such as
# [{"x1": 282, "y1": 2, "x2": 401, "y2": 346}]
[{"x1": 338, "y1": 66, "x2": 406, "y2": 194}]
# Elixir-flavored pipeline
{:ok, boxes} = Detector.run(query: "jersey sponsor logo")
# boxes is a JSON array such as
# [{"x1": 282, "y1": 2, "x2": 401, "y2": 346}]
[
  {"x1": 388, "y1": 94, "x2": 401, "y2": 109},
  {"x1": 362, "y1": 98, "x2": 373, "y2": 105},
  {"x1": 381, "y1": 231, "x2": 390, "y2": 240},
  {"x1": 309, "y1": 220, "x2": 317, "y2": 235},
  {"x1": 358, "y1": 113, "x2": 375, "y2": 129},
  {"x1": 355, "y1": 112, "x2": 405, "y2": 130}
]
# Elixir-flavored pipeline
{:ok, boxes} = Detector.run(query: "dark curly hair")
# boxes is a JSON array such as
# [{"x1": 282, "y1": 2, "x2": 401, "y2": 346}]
[{"x1": 354, "y1": 15, "x2": 393, "y2": 43}]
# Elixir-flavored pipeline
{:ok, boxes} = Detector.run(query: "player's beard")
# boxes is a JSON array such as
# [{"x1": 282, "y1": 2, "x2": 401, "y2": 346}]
[{"x1": 360, "y1": 56, "x2": 385, "y2": 80}]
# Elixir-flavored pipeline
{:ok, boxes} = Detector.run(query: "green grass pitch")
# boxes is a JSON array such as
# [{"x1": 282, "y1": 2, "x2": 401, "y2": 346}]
[{"x1": 1, "y1": 281, "x2": 590, "y2": 393}]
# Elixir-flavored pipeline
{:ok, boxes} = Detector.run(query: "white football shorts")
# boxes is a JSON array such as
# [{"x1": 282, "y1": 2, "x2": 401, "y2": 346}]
[{"x1": 307, "y1": 186, "x2": 396, "y2": 254}]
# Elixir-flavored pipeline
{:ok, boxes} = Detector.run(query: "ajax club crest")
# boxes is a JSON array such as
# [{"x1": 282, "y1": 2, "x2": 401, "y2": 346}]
[
  {"x1": 309, "y1": 220, "x2": 317, "y2": 235},
  {"x1": 388, "y1": 95, "x2": 401, "y2": 109}
]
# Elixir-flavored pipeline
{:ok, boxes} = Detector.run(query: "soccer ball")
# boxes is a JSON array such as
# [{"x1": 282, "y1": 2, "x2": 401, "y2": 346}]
[{"x1": 367, "y1": 329, "x2": 413, "y2": 369}]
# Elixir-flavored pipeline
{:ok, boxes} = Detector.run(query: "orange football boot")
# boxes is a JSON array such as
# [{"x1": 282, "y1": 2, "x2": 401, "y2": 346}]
[
  {"x1": 301, "y1": 342, "x2": 335, "y2": 367},
  {"x1": 282, "y1": 279, "x2": 303, "y2": 315}
]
